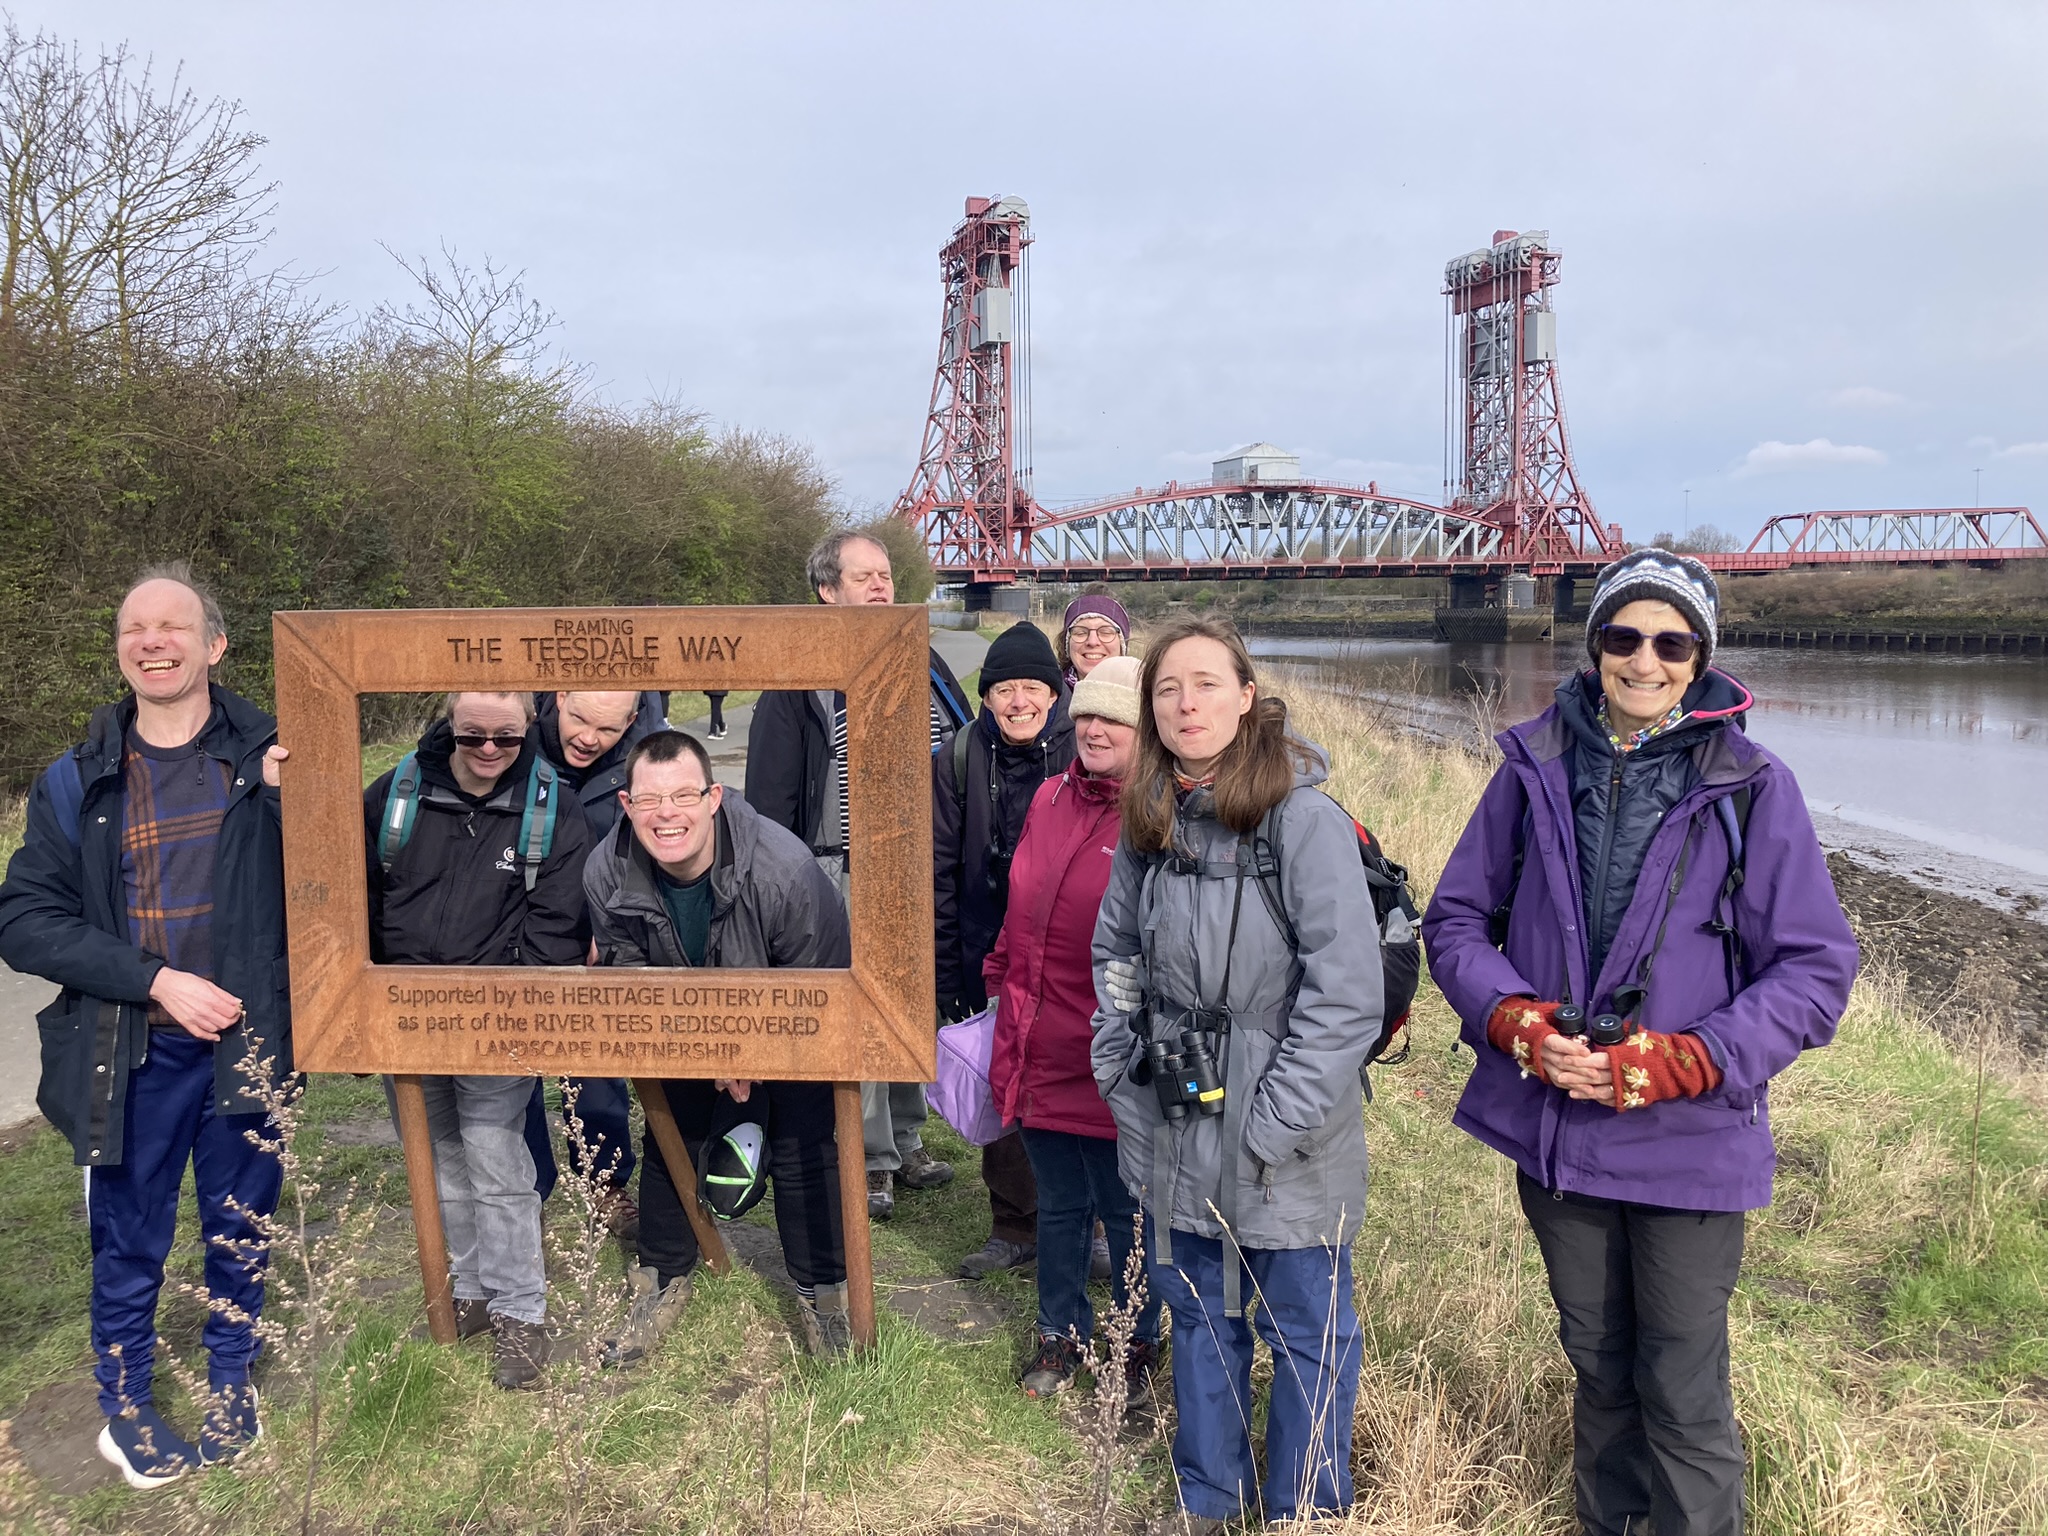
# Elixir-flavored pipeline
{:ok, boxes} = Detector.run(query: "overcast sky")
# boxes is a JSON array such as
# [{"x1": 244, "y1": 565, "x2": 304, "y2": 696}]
[{"x1": 26, "y1": 1, "x2": 2048, "y2": 544}]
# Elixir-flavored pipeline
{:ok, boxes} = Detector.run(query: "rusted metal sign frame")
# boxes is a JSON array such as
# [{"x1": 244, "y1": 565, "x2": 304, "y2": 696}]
[{"x1": 272, "y1": 605, "x2": 937, "y2": 1350}]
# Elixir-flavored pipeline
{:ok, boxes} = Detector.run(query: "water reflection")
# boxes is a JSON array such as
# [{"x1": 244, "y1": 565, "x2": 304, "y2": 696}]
[{"x1": 1249, "y1": 635, "x2": 2048, "y2": 900}]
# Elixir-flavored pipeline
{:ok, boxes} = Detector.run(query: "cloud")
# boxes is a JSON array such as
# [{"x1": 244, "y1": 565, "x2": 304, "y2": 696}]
[
  {"x1": 1734, "y1": 438, "x2": 1887, "y2": 477},
  {"x1": 1827, "y1": 385, "x2": 1907, "y2": 409},
  {"x1": 1994, "y1": 441, "x2": 2048, "y2": 459}
]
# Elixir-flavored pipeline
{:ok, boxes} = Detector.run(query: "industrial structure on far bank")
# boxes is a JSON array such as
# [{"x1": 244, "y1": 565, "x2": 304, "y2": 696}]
[{"x1": 891, "y1": 197, "x2": 2045, "y2": 613}]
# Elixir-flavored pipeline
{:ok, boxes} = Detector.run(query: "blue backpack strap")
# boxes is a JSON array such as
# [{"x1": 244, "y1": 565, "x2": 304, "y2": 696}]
[
  {"x1": 931, "y1": 665, "x2": 972, "y2": 731},
  {"x1": 45, "y1": 750, "x2": 85, "y2": 852},
  {"x1": 1707, "y1": 785, "x2": 1755, "y2": 994},
  {"x1": 378, "y1": 753, "x2": 423, "y2": 874},
  {"x1": 519, "y1": 757, "x2": 559, "y2": 893}
]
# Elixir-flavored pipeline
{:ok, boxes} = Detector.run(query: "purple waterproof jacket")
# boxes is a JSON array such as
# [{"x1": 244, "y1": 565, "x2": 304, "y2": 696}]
[{"x1": 1423, "y1": 669, "x2": 1858, "y2": 1212}]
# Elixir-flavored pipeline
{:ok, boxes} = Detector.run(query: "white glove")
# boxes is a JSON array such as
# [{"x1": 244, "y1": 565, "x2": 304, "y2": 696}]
[{"x1": 1103, "y1": 956, "x2": 1147, "y2": 1016}]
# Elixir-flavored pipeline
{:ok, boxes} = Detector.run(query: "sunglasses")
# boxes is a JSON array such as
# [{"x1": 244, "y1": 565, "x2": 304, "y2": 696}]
[
  {"x1": 451, "y1": 733, "x2": 523, "y2": 751},
  {"x1": 1597, "y1": 624, "x2": 1701, "y2": 664}
]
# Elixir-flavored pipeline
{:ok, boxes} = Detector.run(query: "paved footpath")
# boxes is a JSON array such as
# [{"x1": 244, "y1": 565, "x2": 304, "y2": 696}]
[{"x1": 0, "y1": 627, "x2": 995, "y2": 1132}]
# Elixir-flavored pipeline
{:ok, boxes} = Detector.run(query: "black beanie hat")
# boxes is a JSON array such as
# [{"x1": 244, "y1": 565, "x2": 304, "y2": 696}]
[{"x1": 978, "y1": 622, "x2": 1064, "y2": 696}]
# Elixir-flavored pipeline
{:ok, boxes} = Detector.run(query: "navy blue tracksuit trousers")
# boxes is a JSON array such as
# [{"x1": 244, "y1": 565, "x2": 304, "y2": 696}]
[
  {"x1": 523, "y1": 1077, "x2": 636, "y2": 1201},
  {"x1": 1152, "y1": 1230, "x2": 1363, "y2": 1524},
  {"x1": 87, "y1": 1029, "x2": 281, "y2": 1416}
]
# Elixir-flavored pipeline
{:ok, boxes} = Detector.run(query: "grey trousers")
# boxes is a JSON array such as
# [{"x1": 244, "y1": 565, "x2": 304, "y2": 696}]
[
  {"x1": 861, "y1": 1081, "x2": 929, "y2": 1173},
  {"x1": 1518, "y1": 1173, "x2": 1747, "y2": 1536},
  {"x1": 388, "y1": 1075, "x2": 547, "y2": 1324}
]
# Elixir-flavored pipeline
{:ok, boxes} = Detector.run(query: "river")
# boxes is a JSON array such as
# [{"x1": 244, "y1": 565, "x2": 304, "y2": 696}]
[{"x1": 1246, "y1": 636, "x2": 2048, "y2": 922}]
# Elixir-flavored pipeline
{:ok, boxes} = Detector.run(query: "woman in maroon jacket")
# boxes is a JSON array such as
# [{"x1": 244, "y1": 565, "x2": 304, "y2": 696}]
[{"x1": 985, "y1": 655, "x2": 1161, "y2": 1398}]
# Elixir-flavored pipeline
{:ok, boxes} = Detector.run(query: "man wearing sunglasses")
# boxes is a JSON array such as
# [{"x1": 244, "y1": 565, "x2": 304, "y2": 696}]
[
  {"x1": 584, "y1": 730, "x2": 854, "y2": 1359},
  {"x1": 363, "y1": 691, "x2": 594, "y2": 1390}
]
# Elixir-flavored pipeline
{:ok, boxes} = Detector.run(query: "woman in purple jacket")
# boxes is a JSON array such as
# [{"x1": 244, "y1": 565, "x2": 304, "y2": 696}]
[{"x1": 1422, "y1": 550, "x2": 1857, "y2": 1536}]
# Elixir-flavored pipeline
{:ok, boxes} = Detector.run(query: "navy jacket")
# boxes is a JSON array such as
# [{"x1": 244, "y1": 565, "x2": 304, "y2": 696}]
[{"x1": 0, "y1": 687, "x2": 290, "y2": 1166}]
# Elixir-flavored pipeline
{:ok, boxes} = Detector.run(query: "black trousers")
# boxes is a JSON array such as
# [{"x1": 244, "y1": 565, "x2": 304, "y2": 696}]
[
  {"x1": 1518, "y1": 1173, "x2": 1747, "y2": 1536},
  {"x1": 638, "y1": 1080, "x2": 845, "y2": 1292}
]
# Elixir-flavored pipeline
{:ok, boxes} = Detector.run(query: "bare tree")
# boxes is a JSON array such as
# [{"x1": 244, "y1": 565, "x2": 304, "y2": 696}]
[{"x1": 0, "y1": 20, "x2": 274, "y2": 357}]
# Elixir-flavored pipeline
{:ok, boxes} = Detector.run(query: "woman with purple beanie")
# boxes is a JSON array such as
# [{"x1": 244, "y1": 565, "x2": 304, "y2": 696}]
[
  {"x1": 1422, "y1": 549, "x2": 1858, "y2": 1536},
  {"x1": 1056, "y1": 593, "x2": 1131, "y2": 685}
]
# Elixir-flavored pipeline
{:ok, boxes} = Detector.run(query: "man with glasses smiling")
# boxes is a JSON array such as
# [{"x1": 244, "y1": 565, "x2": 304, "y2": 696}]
[
  {"x1": 585, "y1": 730, "x2": 855, "y2": 1359},
  {"x1": 364, "y1": 691, "x2": 594, "y2": 1390}
]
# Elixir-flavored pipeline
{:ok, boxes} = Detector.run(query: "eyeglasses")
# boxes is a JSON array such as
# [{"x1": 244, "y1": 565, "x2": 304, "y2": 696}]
[
  {"x1": 1597, "y1": 624, "x2": 1701, "y2": 664},
  {"x1": 451, "y1": 733, "x2": 523, "y2": 751},
  {"x1": 627, "y1": 787, "x2": 714, "y2": 812},
  {"x1": 1067, "y1": 623, "x2": 1124, "y2": 643}
]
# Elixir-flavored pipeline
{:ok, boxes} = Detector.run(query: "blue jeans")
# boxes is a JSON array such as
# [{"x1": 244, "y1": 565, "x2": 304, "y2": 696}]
[
  {"x1": 1152, "y1": 1230, "x2": 1362, "y2": 1523},
  {"x1": 87, "y1": 1030, "x2": 282, "y2": 1415},
  {"x1": 524, "y1": 1077, "x2": 636, "y2": 1200},
  {"x1": 1020, "y1": 1127, "x2": 1159, "y2": 1345},
  {"x1": 388, "y1": 1075, "x2": 546, "y2": 1324}
]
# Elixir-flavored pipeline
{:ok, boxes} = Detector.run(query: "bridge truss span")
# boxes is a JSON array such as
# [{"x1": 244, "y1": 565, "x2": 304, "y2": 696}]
[
  {"x1": 1716, "y1": 507, "x2": 2048, "y2": 567},
  {"x1": 1015, "y1": 482, "x2": 1508, "y2": 583}
]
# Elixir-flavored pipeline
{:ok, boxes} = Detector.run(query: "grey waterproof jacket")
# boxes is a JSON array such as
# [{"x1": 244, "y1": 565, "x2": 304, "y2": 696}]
[
  {"x1": 1090, "y1": 741, "x2": 1382, "y2": 1255},
  {"x1": 582, "y1": 788, "x2": 849, "y2": 971}
]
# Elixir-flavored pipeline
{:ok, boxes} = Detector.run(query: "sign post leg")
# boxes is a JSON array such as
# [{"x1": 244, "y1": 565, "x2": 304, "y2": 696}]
[
  {"x1": 833, "y1": 1081, "x2": 877, "y2": 1350},
  {"x1": 392, "y1": 1074, "x2": 457, "y2": 1345},
  {"x1": 632, "y1": 1078, "x2": 731, "y2": 1276}
]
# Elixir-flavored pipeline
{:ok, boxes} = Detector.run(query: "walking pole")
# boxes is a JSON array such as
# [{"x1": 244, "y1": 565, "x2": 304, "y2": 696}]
[
  {"x1": 391, "y1": 1075, "x2": 457, "y2": 1344},
  {"x1": 633, "y1": 1079, "x2": 732, "y2": 1275}
]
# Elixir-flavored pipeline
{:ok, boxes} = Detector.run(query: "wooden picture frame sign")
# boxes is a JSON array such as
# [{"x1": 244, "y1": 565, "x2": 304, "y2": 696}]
[{"x1": 272, "y1": 605, "x2": 938, "y2": 1349}]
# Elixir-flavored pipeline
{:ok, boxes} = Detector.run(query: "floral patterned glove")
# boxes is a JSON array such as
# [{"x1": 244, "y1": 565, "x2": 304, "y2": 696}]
[
  {"x1": 1606, "y1": 1029, "x2": 1724, "y2": 1111},
  {"x1": 1486, "y1": 997, "x2": 1566, "y2": 1083}
]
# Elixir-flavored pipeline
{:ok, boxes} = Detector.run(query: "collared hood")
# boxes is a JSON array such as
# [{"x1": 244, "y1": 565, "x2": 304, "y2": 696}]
[
  {"x1": 82, "y1": 684, "x2": 276, "y2": 784},
  {"x1": 1549, "y1": 667, "x2": 1753, "y2": 756},
  {"x1": 977, "y1": 693, "x2": 1076, "y2": 764}
]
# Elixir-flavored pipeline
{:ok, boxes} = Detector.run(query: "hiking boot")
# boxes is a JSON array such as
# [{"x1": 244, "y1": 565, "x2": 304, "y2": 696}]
[
  {"x1": 798, "y1": 1282, "x2": 853, "y2": 1358},
  {"x1": 601, "y1": 1264, "x2": 692, "y2": 1369},
  {"x1": 97, "y1": 1405, "x2": 199, "y2": 1490},
  {"x1": 455, "y1": 1298, "x2": 492, "y2": 1339},
  {"x1": 492, "y1": 1315, "x2": 549, "y2": 1390},
  {"x1": 1124, "y1": 1337, "x2": 1161, "y2": 1405},
  {"x1": 596, "y1": 1182, "x2": 641, "y2": 1244},
  {"x1": 958, "y1": 1237, "x2": 1036, "y2": 1280},
  {"x1": 897, "y1": 1143, "x2": 955, "y2": 1191},
  {"x1": 1090, "y1": 1228, "x2": 1113, "y2": 1281},
  {"x1": 199, "y1": 1378, "x2": 261, "y2": 1464},
  {"x1": 1019, "y1": 1335, "x2": 1082, "y2": 1398},
  {"x1": 867, "y1": 1170, "x2": 895, "y2": 1220}
]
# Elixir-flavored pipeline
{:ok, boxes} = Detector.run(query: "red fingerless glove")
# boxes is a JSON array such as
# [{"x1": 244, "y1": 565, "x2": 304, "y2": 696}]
[
  {"x1": 1607, "y1": 1030, "x2": 1723, "y2": 1111},
  {"x1": 1486, "y1": 998, "x2": 1564, "y2": 1083}
]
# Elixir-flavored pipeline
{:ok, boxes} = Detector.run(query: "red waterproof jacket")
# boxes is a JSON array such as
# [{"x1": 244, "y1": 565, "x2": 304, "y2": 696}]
[{"x1": 984, "y1": 762, "x2": 1123, "y2": 1138}]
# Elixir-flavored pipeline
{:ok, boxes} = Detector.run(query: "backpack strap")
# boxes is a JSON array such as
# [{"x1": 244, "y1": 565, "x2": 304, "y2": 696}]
[
  {"x1": 519, "y1": 757, "x2": 560, "y2": 893},
  {"x1": 378, "y1": 753, "x2": 424, "y2": 874},
  {"x1": 1705, "y1": 784, "x2": 1755, "y2": 995},
  {"x1": 951, "y1": 726, "x2": 973, "y2": 805},
  {"x1": 931, "y1": 665, "x2": 973, "y2": 731}
]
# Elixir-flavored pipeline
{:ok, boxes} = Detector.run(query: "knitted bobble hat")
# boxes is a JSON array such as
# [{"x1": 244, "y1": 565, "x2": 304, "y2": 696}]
[
  {"x1": 1585, "y1": 549, "x2": 1720, "y2": 671},
  {"x1": 978, "y1": 622, "x2": 1064, "y2": 696},
  {"x1": 1069, "y1": 654, "x2": 1143, "y2": 728}
]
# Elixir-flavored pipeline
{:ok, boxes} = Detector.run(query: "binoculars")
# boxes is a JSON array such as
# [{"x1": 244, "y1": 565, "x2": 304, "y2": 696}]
[
  {"x1": 1136, "y1": 1030, "x2": 1224, "y2": 1122},
  {"x1": 1553, "y1": 1004, "x2": 1633, "y2": 1049}
]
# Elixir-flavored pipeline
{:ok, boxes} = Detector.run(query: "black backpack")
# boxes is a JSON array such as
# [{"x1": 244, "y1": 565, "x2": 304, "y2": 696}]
[{"x1": 1242, "y1": 794, "x2": 1422, "y2": 1076}]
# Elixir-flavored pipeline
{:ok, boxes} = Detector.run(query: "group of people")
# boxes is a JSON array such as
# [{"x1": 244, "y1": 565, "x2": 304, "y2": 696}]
[{"x1": 0, "y1": 541, "x2": 1858, "y2": 1536}]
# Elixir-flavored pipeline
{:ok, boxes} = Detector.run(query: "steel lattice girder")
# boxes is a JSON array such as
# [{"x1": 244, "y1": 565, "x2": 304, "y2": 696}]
[
  {"x1": 1020, "y1": 487, "x2": 1506, "y2": 568},
  {"x1": 1750, "y1": 509, "x2": 2048, "y2": 556}
]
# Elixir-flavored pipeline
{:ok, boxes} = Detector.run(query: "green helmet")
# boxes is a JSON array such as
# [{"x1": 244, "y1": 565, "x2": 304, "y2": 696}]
[{"x1": 701, "y1": 1121, "x2": 768, "y2": 1221}]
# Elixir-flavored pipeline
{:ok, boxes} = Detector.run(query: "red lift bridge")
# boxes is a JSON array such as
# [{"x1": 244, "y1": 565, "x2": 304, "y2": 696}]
[{"x1": 891, "y1": 198, "x2": 2045, "y2": 599}]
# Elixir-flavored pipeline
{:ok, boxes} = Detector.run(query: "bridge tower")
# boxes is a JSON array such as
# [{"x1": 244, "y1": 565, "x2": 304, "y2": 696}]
[
  {"x1": 1444, "y1": 231, "x2": 1622, "y2": 565},
  {"x1": 893, "y1": 196, "x2": 1036, "y2": 584}
]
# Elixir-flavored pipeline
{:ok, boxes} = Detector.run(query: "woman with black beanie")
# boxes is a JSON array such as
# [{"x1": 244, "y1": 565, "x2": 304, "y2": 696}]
[{"x1": 933, "y1": 622, "x2": 1075, "y2": 1279}]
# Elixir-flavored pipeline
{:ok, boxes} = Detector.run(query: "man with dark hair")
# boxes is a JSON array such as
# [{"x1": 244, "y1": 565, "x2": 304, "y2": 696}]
[
  {"x1": 0, "y1": 564, "x2": 289, "y2": 1488},
  {"x1": 585, "y1": 731, "x2": 854, "y2": 1359},
  {"x1": 525, "y1": 689, "x2": 669, "y2": 1238},
  {"x1": 746, "y1": 530, "x2": 966, "y2": 1220},
  {"x1": 365, "y1": 690, "x2": 593, "y2": 1391}
]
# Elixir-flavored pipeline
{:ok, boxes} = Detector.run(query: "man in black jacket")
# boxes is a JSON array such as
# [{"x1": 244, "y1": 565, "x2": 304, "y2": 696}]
[
  {"x1": 525, "y1": 689, "x2": 667, "y2": 1233},
  {"x1": 365, "y1": 692, "x2": 592, "y2": 1390},
  {"x1": 746, "y1": 530, "x2": 968, "y2": 1220},
  {"x1": 585, "y1": 731, "x2": 854, "y2": 1358},
  {"x1": 0, "y1": 566, "x2": 288, "y2": 1489}
]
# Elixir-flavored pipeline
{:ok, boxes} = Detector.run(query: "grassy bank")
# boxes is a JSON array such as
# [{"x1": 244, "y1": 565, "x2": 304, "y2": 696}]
[{"x1": 2, "y1": 679, "x2": 2044, "y2": 1532}]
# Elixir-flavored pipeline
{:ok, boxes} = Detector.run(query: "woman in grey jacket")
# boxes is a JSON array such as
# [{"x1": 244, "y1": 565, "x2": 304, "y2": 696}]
[{"x1": 1091, "y1": 618, "x2": 1382, "y2": 1533}]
